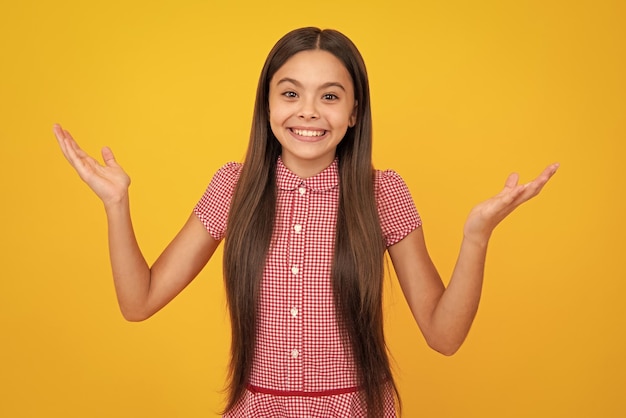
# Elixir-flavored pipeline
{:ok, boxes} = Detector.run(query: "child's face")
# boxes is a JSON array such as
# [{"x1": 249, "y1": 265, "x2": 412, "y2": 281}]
[{"x1": 269, "y1": 49, "x2": 357, "y2": 178}]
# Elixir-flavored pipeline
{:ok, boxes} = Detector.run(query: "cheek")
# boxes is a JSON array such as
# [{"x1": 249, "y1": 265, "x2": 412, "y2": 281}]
[
  {"x1": 269, "y1": 110, "x2": 285, "y2": 132},
  {"x1": 268, "y1": 112, "x2": 285, "y2": 140},
  {"x1": 268, "y1": 100, "x2": 289, "y2": 123},
  {"x1": 331, "y1": 107, "x2": 357, "y2": 128}
]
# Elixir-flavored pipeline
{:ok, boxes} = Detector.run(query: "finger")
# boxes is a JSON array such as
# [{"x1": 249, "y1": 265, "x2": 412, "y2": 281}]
[
  {"x1": 60, "y1": 131, "x2": 80, "y2": 163},
  {"x1": 537, "y1": 162, "x2": 560, "y2": 184},
  {"x1": 53, "y1": 124, "x2": 71, "y2": 159},
  {"x1": 521, "y1": 163, "x2": 560, "y2": 198},
  {"x1": 52, "y1": 123, "x2": 65, "y2": 140},
  {"x1": 101, "y1": 146, "x2": 120, "y2": 168},
  {"x1": 62, "y1": 131, "x2": 94, "y2": 171},
  {"x1": 532, "y1": 163, "x2": 559, "y2": 184},
  {"x1": 63, "y1": 130, "x2": 91, "y2": 159},
  {"x1": 497, "y1": 183, "x2": 526, "y2": 207}
]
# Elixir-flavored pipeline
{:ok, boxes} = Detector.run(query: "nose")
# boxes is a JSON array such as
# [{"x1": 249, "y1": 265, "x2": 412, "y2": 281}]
[{"x1": 298, "y1": 98, "x2": 318, "y2": 120}]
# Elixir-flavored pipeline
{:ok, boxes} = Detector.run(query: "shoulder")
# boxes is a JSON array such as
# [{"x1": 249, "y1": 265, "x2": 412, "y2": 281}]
[
  {"x1": 374, "y1": 168, "x2": 422, "y2": 247},
  {"x1": 201, "y1": 161, "x2": 243, "y2": 203},
  {"x1": 374, "y1": 168, "x2": 412, "y2": 201},
  {"x1": 193, "y1": 162, "x2": 243, "y2": 241},
  {"x1": 211, "y1": 161, "x2": 243, "y2": 185},
  {"x1": 201, "y1": 161, "x2": 243, "y2": 195}
]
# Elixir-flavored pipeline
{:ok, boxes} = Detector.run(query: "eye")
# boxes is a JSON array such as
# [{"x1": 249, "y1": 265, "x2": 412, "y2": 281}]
[
  {"x1": 282, "y1": 91, "x2": 298, "y2": 98},
  {"x1": 322, "y1": 93, "x2": 338, "y2": 101}
]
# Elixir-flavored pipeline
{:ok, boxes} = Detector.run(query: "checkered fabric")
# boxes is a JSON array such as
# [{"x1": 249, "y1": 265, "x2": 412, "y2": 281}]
[{"x1": 194, "y1": 157, "x2": 421, "y2": 417}]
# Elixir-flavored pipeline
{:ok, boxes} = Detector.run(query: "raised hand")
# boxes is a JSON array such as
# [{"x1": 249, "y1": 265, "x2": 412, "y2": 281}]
[
  {"x1": 53, "y1": 124, "x2": 131, "y2": 207},
  {"x1": 464, "y1": 163, "x2": 560, "y2": 243}
]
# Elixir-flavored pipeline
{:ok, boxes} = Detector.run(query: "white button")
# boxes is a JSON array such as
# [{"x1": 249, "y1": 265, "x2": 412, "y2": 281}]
[
  {"x1": 294, "y1": 224, "x2": 302, "y2": 233},
  {"x1": 298, "y1": 187, "x2": 306, "y2": 195},
  {"x1": 291, "y1": 266, "x2": 299, "y2": 275},
  {"x1": 291, "y1": 349, "x2": 299, "y2": 358},
  {"x1": 290, "y1": 307, "x2": 298, "y2": 317}
]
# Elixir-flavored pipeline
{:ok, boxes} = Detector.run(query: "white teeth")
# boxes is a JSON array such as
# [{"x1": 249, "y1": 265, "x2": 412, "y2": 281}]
[{"x1": 293, "y1": 129, "x2": 325, "y2": 137}]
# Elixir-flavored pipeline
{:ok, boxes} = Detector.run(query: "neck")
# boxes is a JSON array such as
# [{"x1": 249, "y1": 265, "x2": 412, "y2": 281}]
[{"x1": 280, "y1": 154, "x2": 335, "y2": 178}]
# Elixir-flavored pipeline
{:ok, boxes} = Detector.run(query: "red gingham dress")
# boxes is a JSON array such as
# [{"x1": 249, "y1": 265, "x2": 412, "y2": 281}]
[{"x1": 194, "y1": 157, "x2": 421, "y2": 418}]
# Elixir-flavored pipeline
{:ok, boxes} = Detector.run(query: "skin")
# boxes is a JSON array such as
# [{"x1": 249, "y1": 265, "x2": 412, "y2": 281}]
[
  {"x1": 268, "y1": 50, "x2": 357, "y2": 178},
  {"x1": 54, "y1": 128, "x2": 219, "y2": 321},
  {"x1": 388, "y1": 168, "x2": 558, "y2": 355},
  {"x1": 53, "y1": 49, "x2": 559, "y2": 354}
]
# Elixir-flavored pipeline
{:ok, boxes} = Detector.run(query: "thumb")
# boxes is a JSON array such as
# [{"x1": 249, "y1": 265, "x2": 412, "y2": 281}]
[
  {"x1": 101, "y1": 146, "x2": 119, "y2": 167},
  {"x1": 504, "y1": 172, "x2": 519, "y2": 188}
]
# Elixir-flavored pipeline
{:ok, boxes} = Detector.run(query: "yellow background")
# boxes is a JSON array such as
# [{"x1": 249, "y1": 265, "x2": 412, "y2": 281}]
[{"x1": 1, "y1": 0, "x2": 624, "y2": 417}]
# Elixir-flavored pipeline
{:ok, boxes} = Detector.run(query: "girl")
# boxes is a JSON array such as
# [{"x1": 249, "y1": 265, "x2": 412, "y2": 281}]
[{"x1": 54, "y1": 27, "x2": 558, "y2": 417}]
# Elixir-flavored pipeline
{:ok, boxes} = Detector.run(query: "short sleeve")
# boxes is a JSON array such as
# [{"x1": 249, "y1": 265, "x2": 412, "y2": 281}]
[
  {"x1": 375, "y1": 169, "x2": 422, "y2": 247},
  {"x1": 193, "y1": 162, "x2": 242, "y2": 241}
]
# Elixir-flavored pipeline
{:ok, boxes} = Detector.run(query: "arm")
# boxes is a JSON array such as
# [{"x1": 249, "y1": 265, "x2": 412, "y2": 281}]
[
  {"x1": 389, "y1": 163, "x2": 559, "y2": 355},
  {"x1": 54, "y1": 124, "x2": 219, "y2": 321}
]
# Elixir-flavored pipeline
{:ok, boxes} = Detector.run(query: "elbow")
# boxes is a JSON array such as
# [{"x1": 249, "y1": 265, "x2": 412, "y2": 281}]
[
  {"x1": 123, "y1": 313, "x2": 149, "y2": 322},
  {"x1": 120, "y1": 306, "x2": 153, "y2": 322},
  {"x1": 425, "y1": 336, "x2": 464, "y2": 356},
  {"x1": 431, "y1": 344, "x2": 460, "y2": 357}
]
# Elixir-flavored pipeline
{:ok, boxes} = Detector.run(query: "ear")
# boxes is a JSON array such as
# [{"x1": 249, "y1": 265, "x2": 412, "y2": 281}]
[{"x1": 349, "y1": 100, "x2": 358, "y2": 127}]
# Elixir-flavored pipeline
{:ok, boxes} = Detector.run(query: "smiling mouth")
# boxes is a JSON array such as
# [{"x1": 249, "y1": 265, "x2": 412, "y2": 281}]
[{"x1": 290, "y1": 128, "x2": 327, "y2": 137}]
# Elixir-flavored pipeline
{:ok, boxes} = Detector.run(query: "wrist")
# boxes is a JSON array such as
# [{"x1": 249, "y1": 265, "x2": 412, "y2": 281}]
[
  {"x1": 103, "y1": 193, "x2": 130, "y2": 214},
  {"x1": 462, "y1": 229, "x2": 491, "y2": 248}
]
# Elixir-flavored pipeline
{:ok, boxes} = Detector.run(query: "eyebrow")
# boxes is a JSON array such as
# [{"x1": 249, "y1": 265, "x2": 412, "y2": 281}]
[{"x1": 276, "y1": 77, "x2": 346, "y2": 92}]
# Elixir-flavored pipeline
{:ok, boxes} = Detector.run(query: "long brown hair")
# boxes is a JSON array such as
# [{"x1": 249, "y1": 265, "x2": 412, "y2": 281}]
[{"x1": 222, "y1": 27, "x2": 399, "y2": 416}]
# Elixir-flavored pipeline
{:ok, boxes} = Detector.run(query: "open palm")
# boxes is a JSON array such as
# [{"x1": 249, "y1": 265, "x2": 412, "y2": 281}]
[
  {"x1": 53, "y1": 124, "x2": 130, "y2": 206},
  {"x1": 464, "y1": 163, "x2": 559, "y2": 242}
]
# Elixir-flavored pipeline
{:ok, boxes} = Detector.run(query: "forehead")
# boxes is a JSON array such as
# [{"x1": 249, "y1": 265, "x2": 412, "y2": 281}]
[{"x1": 271, "y1": 49, "x2": 354, "y2": 88}]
